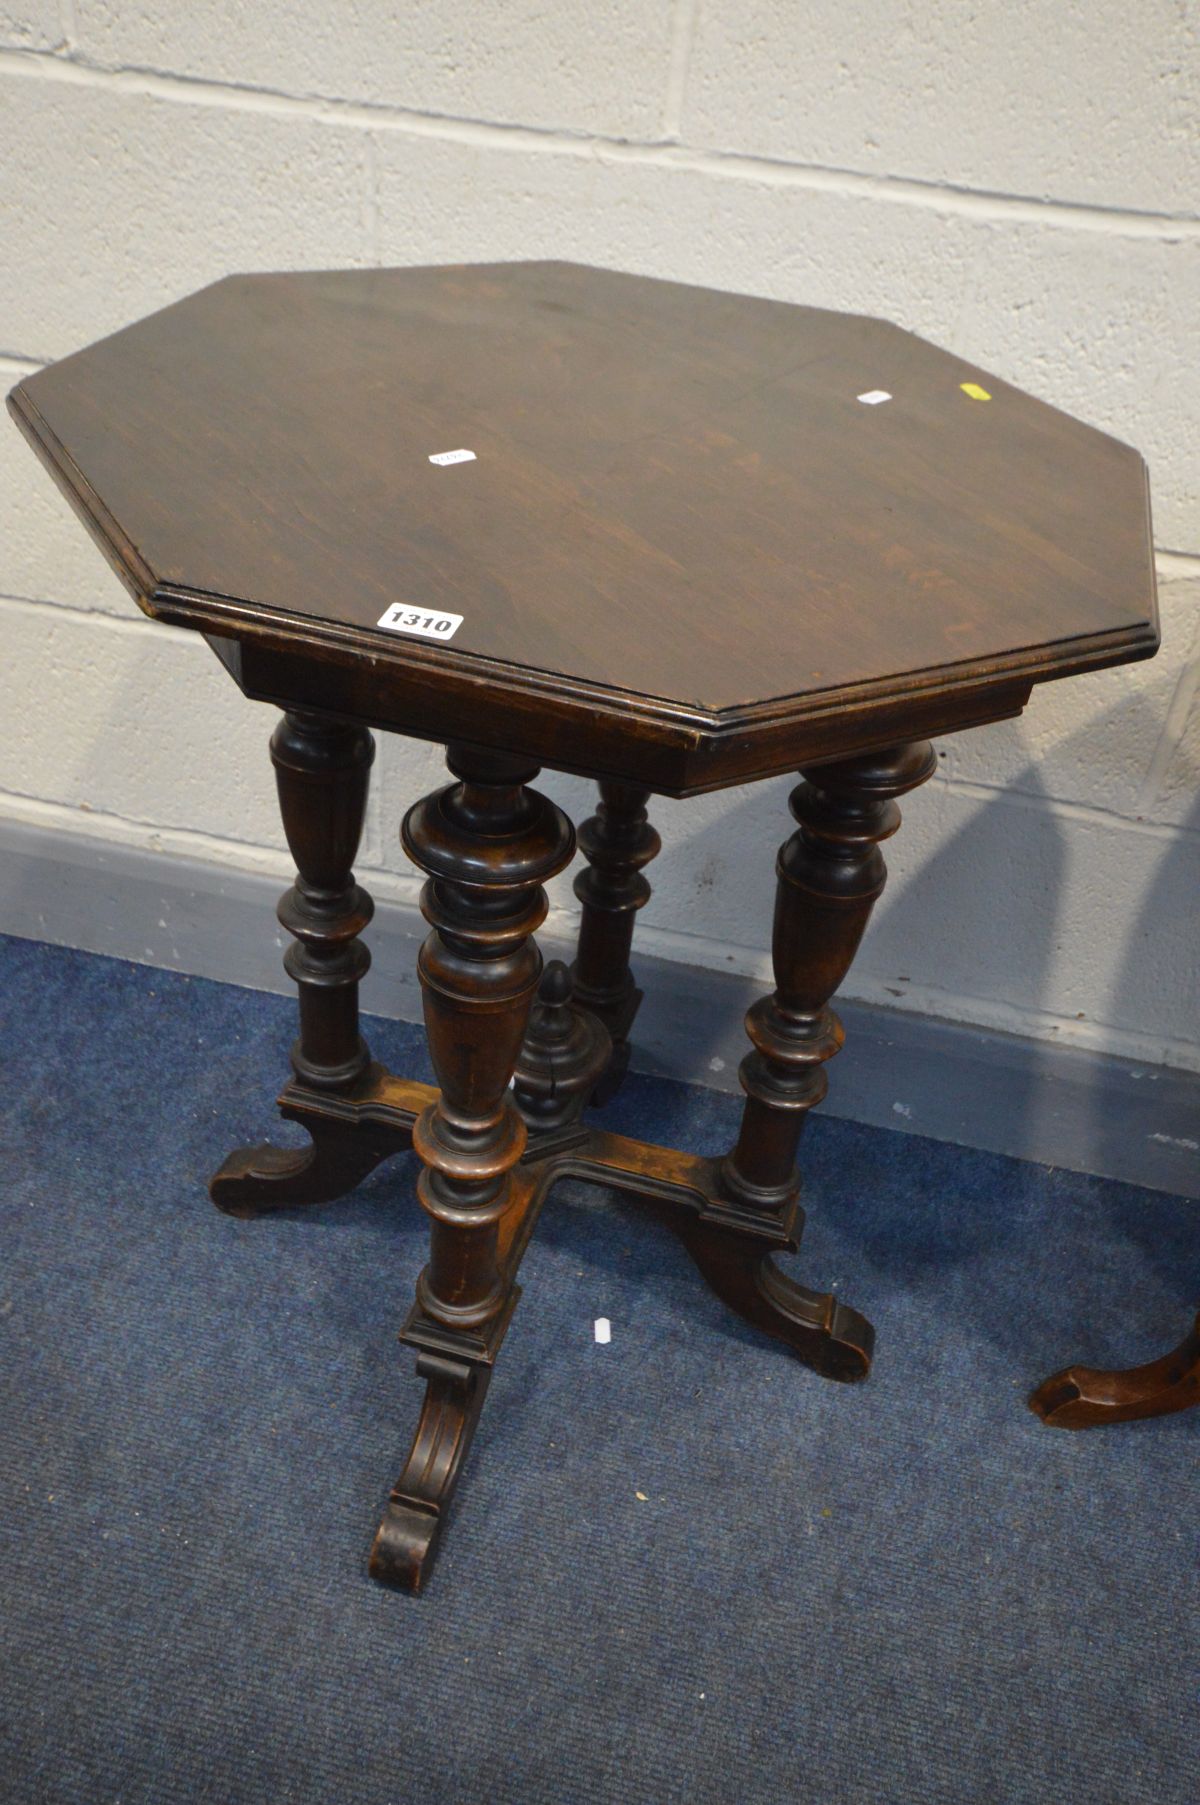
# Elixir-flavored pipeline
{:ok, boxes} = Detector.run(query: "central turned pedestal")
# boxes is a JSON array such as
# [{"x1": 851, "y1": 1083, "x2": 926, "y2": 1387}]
[{"x1": 211, "y1": 726, "x2": 935, "y2": 1589}]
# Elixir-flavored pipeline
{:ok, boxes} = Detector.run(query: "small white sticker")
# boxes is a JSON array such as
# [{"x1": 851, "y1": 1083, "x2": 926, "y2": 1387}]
[
  {"x1": 594, "y1": 1318, "x2": 612, "y2": 1345},
  {"x1": 857, "y1": 389, "x2": 892, "y2": 405},
  {"x1": 428, "y1": 448, "x2": 476, "y2": 466},
  {"x1": 377, "y1": 603, "x2": 463, "y2": 642}
]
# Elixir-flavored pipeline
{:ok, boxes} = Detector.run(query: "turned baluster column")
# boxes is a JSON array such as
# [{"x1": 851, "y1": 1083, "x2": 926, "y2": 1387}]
[
  {"x1": 721, "y1": 741, "x2": 938, "y2": 1213},
  {"x1": 403, "y1": 744, "x2": 576, "y2": 1342},
  {"x1": 371, "y1": 744, "x2": 575, "y2": 1589},
  {"x1": 272, "y1": 711, "x2": 375, "y2": 1091},
  {"x1": 571, "y1": 781, "x2": 660, "y2": 1097}
]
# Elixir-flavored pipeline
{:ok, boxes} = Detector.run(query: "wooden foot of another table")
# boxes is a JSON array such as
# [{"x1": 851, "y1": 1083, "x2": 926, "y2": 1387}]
[{"x1": 1029, "y1": 1313, "x2": 1200, "y2": 1427}]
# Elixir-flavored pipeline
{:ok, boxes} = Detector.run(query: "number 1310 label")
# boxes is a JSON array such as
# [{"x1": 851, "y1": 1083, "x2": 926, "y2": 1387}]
[{"x1": 377, "y1": 604, "x2": 463, "y2": 642}]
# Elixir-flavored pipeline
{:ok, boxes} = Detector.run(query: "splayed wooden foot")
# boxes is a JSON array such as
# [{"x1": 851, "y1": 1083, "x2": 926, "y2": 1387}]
[{"x1": 1030, "y1": 1313, "x2": 1200, "y2": 1427}]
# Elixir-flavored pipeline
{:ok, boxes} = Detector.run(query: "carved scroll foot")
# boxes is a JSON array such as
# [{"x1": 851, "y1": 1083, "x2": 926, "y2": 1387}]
[
  {"x1": 369, "y1": 1351, "x2": 492, "y2": 1593},
  {"x1": 1029, "y1": 1313, "x2": 1200, "y2": 1428},
  {"x1": 673, "y1": 1219, "x2": 874, "y2": 1382},
  {"x1": 210, "y1": 1120, "x2": 403, "y2": 1218}
]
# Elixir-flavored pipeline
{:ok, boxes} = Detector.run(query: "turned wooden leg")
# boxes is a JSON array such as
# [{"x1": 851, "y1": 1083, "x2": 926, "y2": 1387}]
[
  {"x1": 369, "y1": 744, "x2": 575, "y2": 1592},
  {"x1": 1029, "y1": 1312, "x2": 1200, "y2": 1427},
  {"x1": 210, "y1": 711, "x2": 394, "y2": 1215},
  {"x1": 571, "y1": 782, "x2": 660, "y2": 1102},
  {"x1": 676, "y1": 742, "x2": 938, "y2": 1380}
]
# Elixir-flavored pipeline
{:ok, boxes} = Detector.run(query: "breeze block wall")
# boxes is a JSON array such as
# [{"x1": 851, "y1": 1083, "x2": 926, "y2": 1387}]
[{"x1": 2, "y1": 3, "x2": 1197, "y2": 1071}]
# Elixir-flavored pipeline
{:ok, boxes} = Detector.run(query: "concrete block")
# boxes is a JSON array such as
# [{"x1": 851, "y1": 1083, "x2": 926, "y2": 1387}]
[
  {"x1": 0, "y1": 4, "x2": 61, "y2": 49},
  {"x1": 684, "y1": 1, "x2": 1200, "y2": 216},
  {"x1": 1151, "y1": 661, "x2": 1200, "y2": 830},
  {"x1": 74, "y1": 0, "x2": 677, "y2": 139},
  {"x1": 0, "y1": 599, "x2": 284, "y2": 847},
  {"x1": 374, "y1": 133, "x2": 1198, "y2": 550},
  {"x1": 1, "y1": 69, "x2": 370, "y2": 361},
  {"x1": 373, "y1": 131, "x2": 986, "y2": 345},
  {"x1": 855, "y1": 777, "x2": 1200, "y2": 1061},
  {"x1": 951, "y1": 224, "x2": 1200, "y2": 555}
]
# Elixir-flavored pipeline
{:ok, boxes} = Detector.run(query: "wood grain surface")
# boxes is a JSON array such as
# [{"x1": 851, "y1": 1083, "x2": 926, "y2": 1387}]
[{"x1": 8, "y1": 261, "x2": 1157, "y2": 790}]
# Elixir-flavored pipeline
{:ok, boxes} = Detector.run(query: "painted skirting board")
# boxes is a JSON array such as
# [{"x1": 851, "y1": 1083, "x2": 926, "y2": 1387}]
[{"x1": 1, "y1": 812, "x2": 1196, "y2": 1202}]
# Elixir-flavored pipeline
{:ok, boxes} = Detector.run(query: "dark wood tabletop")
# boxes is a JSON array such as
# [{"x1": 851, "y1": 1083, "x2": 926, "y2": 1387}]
[{"x1": 9, "y1": 261, "x2": 1157, "y2": 793}]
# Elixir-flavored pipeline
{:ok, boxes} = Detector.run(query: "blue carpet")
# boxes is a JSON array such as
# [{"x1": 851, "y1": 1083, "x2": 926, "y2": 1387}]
[{"x1": 1, "y1": 932, "x2": 1196, "y2": 1804}]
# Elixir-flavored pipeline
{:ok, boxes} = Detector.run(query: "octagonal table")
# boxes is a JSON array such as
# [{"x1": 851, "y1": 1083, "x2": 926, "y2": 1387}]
[{"x1": 9, "y1": 261, "x2": 1159, "y2": 1592}]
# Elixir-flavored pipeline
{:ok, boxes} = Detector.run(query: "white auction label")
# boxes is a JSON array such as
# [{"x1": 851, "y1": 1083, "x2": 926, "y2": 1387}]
[
  {"x1": 428, "y1": 448, "x2": 476, "y2": 466},
  {"x1": 377, "y1": 603, "x2": 463, "y2": 642}
]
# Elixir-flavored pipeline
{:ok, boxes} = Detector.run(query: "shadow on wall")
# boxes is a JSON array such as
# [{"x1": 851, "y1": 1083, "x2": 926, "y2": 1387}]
[
  {"x1": 633, "y1": 745, "x2": 1069, "y2": 1110},
  {"x1": 650, "y1": 678, "x2": 1197, "y2": 1076},
  {"x1": 1093, "y1": 783, "x2": 1200, "y2": 1332}
]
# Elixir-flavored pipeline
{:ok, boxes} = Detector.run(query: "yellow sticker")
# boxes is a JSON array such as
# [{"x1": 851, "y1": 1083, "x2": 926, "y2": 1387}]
[{"x1": 960, "y1": 381, "x2": 991, "y2": 401}]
